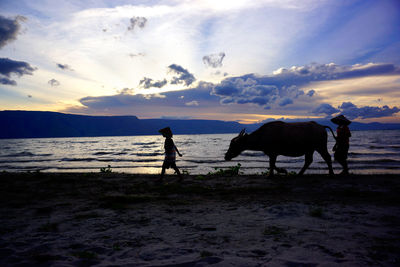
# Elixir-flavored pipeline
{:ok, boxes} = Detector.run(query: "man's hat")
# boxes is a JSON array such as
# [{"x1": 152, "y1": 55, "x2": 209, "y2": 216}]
[
  {"x1": 158, "y1": 127, "x2": 172, "y2": 137},
  {"x1": 331, "y1": 115, "x2": 351, "y2": 125}
]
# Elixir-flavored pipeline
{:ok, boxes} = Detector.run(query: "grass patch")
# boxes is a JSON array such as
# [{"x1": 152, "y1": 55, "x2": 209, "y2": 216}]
[
  {"x1": 100, "y1": 165, "x2": 112, "y2": 173},
  {"x1": 207, "y1": 163, "x2": 242, "y2": 176}
]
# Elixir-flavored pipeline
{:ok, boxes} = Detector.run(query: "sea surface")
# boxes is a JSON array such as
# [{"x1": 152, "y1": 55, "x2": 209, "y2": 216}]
[{"x1": 0, "y1": 130, "x2": 399, "y2": 175}]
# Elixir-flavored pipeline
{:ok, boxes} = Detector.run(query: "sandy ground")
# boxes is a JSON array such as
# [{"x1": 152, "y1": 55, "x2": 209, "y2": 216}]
[{"x1": 0, "y1": 172, "x2": 399, "y2": 266}]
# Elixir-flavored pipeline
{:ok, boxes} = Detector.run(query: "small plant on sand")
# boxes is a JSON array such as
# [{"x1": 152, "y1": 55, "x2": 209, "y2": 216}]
[
  {"x1": 200, "y1": 250, "x2": 214, "y2": 258},
  {"x1": 263, "y1": 225, "x2": 286, "y2": 236},
  {"x1": 71, "y1": 250, "x2": 97, "y2": 260},
  {"x1": 195, "y1": 175, "x2": 206, "y2": 180},
  {"x1": 309, "y1": 206, "x2": 324, "y2": 218},
  {"x1": 100, "y1": 165, "x2": 112, "y2": 173},
  {"x1": 263, "y1": 225, "x2": 288, "y2": 242},
  {"x1": 207, "y1": 163, "x2": 242, "y2": 176},
  {"x1": 112, "y1": 243, "x2": 122, "y2": 251},
  {"x1": 182, "y1": 169, "x2": 190, "y2": 175},
  {"x1": 38, "y1": 222, "x2": 59, "y2": 232}
]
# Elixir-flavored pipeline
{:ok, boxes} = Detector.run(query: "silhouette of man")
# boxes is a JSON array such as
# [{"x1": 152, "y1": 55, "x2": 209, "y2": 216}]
[
  {"x1": 158, "y1": 127, "x2": 183, "y2": 182},
  {"x1": 331, "y1": 115, "x2": 351, "y2": 175}
]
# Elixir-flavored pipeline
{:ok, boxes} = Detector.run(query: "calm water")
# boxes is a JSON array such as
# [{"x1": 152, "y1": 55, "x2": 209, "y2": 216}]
[{"x1": 0, "y1": 130, "x2": 399, "y2": 175}]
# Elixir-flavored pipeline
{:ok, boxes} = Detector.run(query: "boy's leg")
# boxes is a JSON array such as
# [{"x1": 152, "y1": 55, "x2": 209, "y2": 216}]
[
  {"x1": 158, "y1": 163, "x2": 167, "y2": 182},
  {"x1": 172, "y1": 163, "x2": 183, "y2": 181}
]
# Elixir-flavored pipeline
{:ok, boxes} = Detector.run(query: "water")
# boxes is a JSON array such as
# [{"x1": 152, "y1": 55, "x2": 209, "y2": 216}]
[{"x1": 0, "y1": 130, "x2": 399, "y2": 175}]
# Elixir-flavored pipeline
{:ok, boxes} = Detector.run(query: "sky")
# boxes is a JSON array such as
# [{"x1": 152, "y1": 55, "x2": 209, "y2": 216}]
[{"x1": 0, "y1": 0, "x2": 400, "y2": 124}]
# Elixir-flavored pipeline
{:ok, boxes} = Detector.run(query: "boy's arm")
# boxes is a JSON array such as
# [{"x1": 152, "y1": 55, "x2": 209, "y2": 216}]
[{"x1": 174, "y1": 144, "x2": 182, "y2": 157}]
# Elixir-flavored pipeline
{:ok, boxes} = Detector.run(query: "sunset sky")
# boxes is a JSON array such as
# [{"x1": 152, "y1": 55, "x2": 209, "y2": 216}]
[{"x1": 1, "y1": 0, "x2": 400, "y2": 123}]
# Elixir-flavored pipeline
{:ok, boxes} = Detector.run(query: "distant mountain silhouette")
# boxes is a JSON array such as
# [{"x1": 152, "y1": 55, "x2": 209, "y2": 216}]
[{"x1": 1, "y1": 110, "x2": 399, "y2": 139}]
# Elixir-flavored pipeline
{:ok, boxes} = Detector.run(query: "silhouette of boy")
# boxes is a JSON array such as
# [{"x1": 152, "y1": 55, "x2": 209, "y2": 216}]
[
  {"x1": 158, "y1": 127, "x2": 183, "y2": 182},
  {"x1": 331, "y1": 115, "x2": 351, "y2": 175}
]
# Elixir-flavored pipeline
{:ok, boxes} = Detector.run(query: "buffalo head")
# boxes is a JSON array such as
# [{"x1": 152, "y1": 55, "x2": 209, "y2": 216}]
[{"x1": 225, "y1": 129, "x2": 247, "y2": 161}]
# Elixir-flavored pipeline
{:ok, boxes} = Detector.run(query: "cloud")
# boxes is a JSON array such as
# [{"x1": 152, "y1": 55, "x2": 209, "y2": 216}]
[
  {"x1": 0, "y1": 77, "x2": 17, "y2": 85},
  {"x1": 66, "y1": 61, "x2": 400, "y2": 122},
  {"x1": 56, "y1": 63, "x2": 73, "y2": 71},
  {"x1": 0, "y1": 57, "x2": 36, "y2": 85},
  {"x1": 212, "y1": 76, "x2": 280, "y2": 107},
  {"x1": 339, "y1": 102, "x2": 399, "y2": 119},
  {"x1": 48, "y1": 78, "x2": 60, "y2": 86},
  {"x1": 306, "y1": 89, "x2": 315, "y2": 97},
  {"x1": 0, "y1": 15, "x2": 25, "y2": 49},
  {"x1": 211, "y1": 62, "x2": 400, "y2": 109},
  {"x1": 185, "y1": 100, "x2": 199, "y2": 106},
  {"x1": 312, "y1": 101, "x2": 399, "y2": 119},
  {"x1": 203, "y1": 52, "x2": 226, "y2": 68},
  {"x1": 139, "y1": 77, "x2": 167, "y2": 89},
  {"x1": 159, "y1": 116, "x2": 192, "y2": 120},
  {"x1": 168, "y1": 64, "x2": 196, "y2": 86},
  {"x1": 312, "y1": 103, "x2": 340, "y2": 116},
  {"x1": 127, "y1": 16, "x2": 147, "y2": 31},
  {"x1": 279, "y1": 97, "x2": 293, "y2": 107},
  {"x1": 128, "y1": 52, "x2": 145, "y2": 58}
]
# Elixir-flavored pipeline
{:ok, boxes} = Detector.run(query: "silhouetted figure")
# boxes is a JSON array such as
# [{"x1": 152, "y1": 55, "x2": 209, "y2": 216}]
[
  {"x1": 331, "y1": 115, "x2": 351, "y2": 175},
  {"x1": 158, "y1": 127, "x2": 183, "y2": 182},
  {"x1": 224, "y1": 121, "x2": 334, "y2": 176}
]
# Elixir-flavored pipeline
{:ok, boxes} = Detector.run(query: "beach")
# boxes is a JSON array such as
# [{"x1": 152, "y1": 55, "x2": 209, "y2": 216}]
[{"x1": 0, "y1": 172, "x2": 399, "y2": 266}]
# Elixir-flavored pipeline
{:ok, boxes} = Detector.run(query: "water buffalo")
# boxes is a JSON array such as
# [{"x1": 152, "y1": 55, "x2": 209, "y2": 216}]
[{"x1": 225, "y1": 121, "x2": 335, "y2": 176}]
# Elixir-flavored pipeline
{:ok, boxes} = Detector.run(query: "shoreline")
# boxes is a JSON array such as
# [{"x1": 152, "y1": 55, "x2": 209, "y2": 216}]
[{"x1": 1, "y1": 173, "x2": 399, "y2": 266}]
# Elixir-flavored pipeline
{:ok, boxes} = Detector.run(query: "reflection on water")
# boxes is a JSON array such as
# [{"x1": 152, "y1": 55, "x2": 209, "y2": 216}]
[{"x1": 0, "y1": 130, "x2": 399, "y2": 174}]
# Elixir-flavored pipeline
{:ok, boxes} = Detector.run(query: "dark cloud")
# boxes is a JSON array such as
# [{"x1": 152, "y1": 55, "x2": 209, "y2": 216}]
[
  {"x1": 203, "y1": 52, "x2": 225, "y2": 68},
  {"x1": 0, "y1": 57, "x2": 36, "y2": 85},
  {"x1": 0, "y1": 77, "x2": 17, "y2": 85},
  {"x1": 279, "y1": 97, "x2": 293, "y2": 107},
  {"x1": 56, "y1": 63, "x2": 73, "y2": 71},
  {"x1": 76, "y1": 82, "x2": 218, "y2": 113},
  {"x1": 211, "y1": 62, "x2": 400, "y2": 109},
  {"x1": 117, "y1": 88, "x2": 135, "y2": 95},
  {"x1": 306, "y1": 89, "x2": 315, "y2": 97},
  {"x1": 212, "y1": 76, "x2": 280, "y2": 107},
  {"x1": 312, "y1": 101, "x2": 399, "y2": 119},
  {"x1": 66, "y1": 62, "x2": 400, "y2": 121},
  {"x1": 0, "y1": 15, "x2": 25, "y2": 49},
  {"x1": 127, "y1": 16, "x2": 147, "y2": 31},
  {"x1": 139, "y1": 77, "x2": 167, "y2": 89},
  {"x1": 168, "y1": 64, "x2": 196, "y2": 86},
  {"x1": 48, "y1": 78, "x2": 60, "y2": 87},
  {"x1": 312, "y1": 103, "x2": 340, "y2": 116},
  {"x1": 339, "y1": 102, "x2": 399, "y2": 119}
]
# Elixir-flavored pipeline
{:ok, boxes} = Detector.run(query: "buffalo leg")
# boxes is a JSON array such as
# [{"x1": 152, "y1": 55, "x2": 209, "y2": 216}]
[
  {"x1": 268, "y1": 155, "x2": 277, "y2": 177},
  {"x1": 298, "y1": 152, "x2": 313, "y2": 176},
  {"x1": 317, "y1": 147, "x2": 334, "y2": 176}
]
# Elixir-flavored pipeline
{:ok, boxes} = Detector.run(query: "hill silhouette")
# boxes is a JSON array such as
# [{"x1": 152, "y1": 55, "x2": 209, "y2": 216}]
[{"x1": 1, "y1": 110, "x2": 399, "y2": 139}]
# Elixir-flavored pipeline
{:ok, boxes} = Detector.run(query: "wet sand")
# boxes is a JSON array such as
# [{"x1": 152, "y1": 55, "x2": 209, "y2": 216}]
[{"x1": 0, "y1": 172, "x2": 399, "y2": 266}]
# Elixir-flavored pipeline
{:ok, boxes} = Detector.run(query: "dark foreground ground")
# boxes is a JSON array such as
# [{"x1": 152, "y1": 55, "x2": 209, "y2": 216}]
[{"x1": 0, "y1": 172, "x2": 399, "y2": 266}]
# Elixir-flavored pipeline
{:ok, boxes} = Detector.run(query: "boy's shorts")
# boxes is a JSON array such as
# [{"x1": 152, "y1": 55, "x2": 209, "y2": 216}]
[{"x1": 162, "y1": 160, "x2": 177, "y2": 169}]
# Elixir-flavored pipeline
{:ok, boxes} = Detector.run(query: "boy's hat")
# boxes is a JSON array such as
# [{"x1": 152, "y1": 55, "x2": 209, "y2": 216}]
[
  {"x1": 331, "y1": 115, "x2": 351, "y2": 125},
  {"x1": 158, "y1": 127, "x2": 172, "y2": 137}
]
